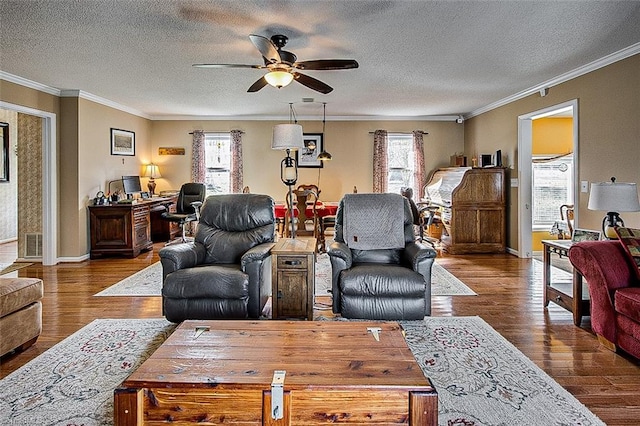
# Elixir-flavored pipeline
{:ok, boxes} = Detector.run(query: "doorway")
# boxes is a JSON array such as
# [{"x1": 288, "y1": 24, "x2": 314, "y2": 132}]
[
  {"x1": 517, "y1": 100, "x2": 579, "y2": 258},
  {"x1": 0, "y1": 101, "x2": 57, "y2": 265}
]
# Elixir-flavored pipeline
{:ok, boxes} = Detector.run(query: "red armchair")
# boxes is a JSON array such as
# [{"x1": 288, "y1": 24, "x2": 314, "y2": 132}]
[{"x1": 568, "y1": 240, "x2": 640, "y2": 360}]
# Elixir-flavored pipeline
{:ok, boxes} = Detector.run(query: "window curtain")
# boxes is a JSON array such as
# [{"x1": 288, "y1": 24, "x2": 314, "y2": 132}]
[
  {"x1": 372, "y1": 130, "x2": 388, "y2": 193},
  {"x1": 191, "y1": 130, "x2": 205, "y2": 183},
  {"x1": 413, "y1": 130, "x2": 426, "y2": 199},
  {"x1": 230, "y1": 129, "x2": 244, "y2": 193}
]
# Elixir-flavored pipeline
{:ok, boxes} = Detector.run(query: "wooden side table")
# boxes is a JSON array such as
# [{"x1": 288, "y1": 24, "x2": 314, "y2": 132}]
[
  {"x1": 271, "y1": 238, "x2": 316, "y2": 320},
  {"x1": 542, "y1": 239, "x2": 589, "y2": 325}
]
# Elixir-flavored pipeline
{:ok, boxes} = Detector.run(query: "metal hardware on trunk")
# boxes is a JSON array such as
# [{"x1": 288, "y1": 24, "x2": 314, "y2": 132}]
[
  {"x1": 271, "y1": 370, "x2": 286, "y2": 419},
  {"x1": 367, "y1": 327, "x2": 382, "y2": 341}
]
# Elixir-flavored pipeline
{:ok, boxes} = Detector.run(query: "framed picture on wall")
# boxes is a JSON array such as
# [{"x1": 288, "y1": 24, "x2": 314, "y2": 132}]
[
  {"x1": 110, "y1": 128, "x2": 135, "y2": 156},
  {"x1": 0, "y1": 122, "x2": 8, "y2": 182},
  {"x1": 296, "y1": 133, "x2": 323, "y2": 168}
]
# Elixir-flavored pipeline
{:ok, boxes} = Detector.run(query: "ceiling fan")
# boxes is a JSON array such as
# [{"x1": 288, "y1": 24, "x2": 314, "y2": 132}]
[{"x1": 193, "y1": 34, "x2": 359, "y2": 94}]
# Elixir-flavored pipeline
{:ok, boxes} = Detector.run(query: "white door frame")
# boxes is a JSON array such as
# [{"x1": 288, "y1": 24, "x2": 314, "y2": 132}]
[
  {"x1": 0, "y1": 101, "x2": 57, "y2": 265},
  {"x1": 517, "y1": 99, "x2": 579, "y2": 258}
]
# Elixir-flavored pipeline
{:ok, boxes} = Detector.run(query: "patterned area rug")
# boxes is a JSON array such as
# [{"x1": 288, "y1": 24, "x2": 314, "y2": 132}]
[
  {"x1": 95, "y1": 253, "x2": 475, "y2": 297},
  {"x1": 0, "y1": 317, "x2": 602, "y2": 425},
  {"x1": 403, "y1": 317, "x2": 604, "y2": 426},
  {"x1": 0, "y1": 319, "x2": 176, "y2": 426}
]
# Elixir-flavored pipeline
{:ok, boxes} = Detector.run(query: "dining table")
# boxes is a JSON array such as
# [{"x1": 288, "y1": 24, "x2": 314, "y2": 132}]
[{"x1": 274, "y1": 201, "x2": 339, "y2": 243}]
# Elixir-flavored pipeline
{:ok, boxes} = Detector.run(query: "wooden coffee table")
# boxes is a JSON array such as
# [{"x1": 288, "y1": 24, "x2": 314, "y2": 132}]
[{"x1": 114, "y1": 320, "x2": 437, "y2": 425}]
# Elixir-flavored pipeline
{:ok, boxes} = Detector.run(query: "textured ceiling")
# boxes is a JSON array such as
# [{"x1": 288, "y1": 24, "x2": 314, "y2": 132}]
[{"x1": 1, "y1": 0, "x2": 639, "y2": 120}]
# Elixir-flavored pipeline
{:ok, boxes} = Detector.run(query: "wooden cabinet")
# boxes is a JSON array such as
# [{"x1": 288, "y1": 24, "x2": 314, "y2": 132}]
[
  {"x1": 149, "y1": 195, "x2": 179, "y2": 242},
  {"x1": 271, "y1": 238, "x2": 316, "y2": 320},
  {"x1": 424, "y1": 167, "x2": 506, "y2": 254},
  {"x1": 88, "y1": 197, "x2": 177, "y2": 259}
]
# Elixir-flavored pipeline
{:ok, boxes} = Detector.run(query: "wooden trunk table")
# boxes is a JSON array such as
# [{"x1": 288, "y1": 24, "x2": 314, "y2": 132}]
[{"x1": 114, "y1": 320, "x2": 437, "y2": 425}]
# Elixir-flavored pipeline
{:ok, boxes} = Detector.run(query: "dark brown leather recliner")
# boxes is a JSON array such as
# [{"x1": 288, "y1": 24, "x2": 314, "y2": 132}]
[
  {"x1": 158, "y1": 194, "x2": 275, "y2": 322},
  {"x1": 327, "y1": 193, "x2": 437, "y2": 320}
]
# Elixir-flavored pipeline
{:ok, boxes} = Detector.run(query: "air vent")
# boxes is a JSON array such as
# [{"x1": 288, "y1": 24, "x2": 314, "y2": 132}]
[{"x1": 25, "y1": 233, "x2": 43, "y2": 258}]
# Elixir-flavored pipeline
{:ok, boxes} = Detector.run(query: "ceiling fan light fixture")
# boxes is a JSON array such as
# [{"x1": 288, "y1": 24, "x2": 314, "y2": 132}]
[{"x1": 265, "y1": 70, "x2": 293, "y2": 88}]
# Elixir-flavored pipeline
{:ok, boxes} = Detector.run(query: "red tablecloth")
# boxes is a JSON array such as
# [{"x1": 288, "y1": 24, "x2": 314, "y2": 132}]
[{"x1": 274, "y1": 202, "x2": 338, "y2": 219}]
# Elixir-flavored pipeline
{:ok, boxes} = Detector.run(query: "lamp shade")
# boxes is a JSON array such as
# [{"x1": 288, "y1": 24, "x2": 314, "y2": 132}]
[
  {"x1": 588, "y1": 181, "x2": 640, "y2": 212},
  {"x1": 265, "y1": 71, "x2": 294, "y2": 88},
  {"x1": 272, "y1": 124, "x2": 304, "y2": 150},
  {"x1": 142, "y1": 163, "x2": 161, "y2": 179}
]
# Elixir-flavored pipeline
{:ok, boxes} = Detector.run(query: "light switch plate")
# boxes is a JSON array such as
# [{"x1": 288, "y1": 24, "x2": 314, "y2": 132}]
[
  {"x1": 510, "y1": 178, "x2": 519, "y2": 187},
  {"x1": 581, "y1": 181, "x2": 589, "y2": 193}
]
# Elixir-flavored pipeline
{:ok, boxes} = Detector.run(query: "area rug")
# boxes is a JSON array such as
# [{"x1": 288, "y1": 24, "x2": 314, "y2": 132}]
[
  {"x1": 403, "y1": 316, "x2": 604, "y2": 426},
  {"x1": 0, "y1": 318, "x2": 176, "y2": 426},
  {"x1": 95, "y1": 253, "x2": 475, "y2": 297},
  {"x1": 0, "y1": 262, "x2": 33, "y2": 276},
  {"x1": 0, "y1": 317, "x2": 602, "y2": 425}
]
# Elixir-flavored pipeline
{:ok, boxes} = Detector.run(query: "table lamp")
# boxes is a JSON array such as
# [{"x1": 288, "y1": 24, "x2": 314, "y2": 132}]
[
  {"x1": 272, "y1": 123, "x2": 304, "y2": 238},
  {"x1": 143, "y1": 163, "x2": 161, "y2": 195},
  {"x1": 587, "y1": 177, "x2": 640, "y2": 239}
]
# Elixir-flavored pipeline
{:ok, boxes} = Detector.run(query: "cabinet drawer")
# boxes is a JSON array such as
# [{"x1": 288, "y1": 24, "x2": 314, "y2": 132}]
[{"x1": 277, "y1": 255, "x2": 308, "y2": 270}]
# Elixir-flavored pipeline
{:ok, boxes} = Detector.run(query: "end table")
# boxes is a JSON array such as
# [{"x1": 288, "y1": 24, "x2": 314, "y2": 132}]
[{"x1": 271, "y1": 238, "x2": 316, "y2": 320}]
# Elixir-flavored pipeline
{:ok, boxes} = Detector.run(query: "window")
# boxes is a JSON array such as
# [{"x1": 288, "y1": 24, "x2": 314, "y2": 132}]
[
  {"x1": 386, "y1": 134, "x2": 415, "y2": 195},
  {"x1": 204, "y1": 133, "x2": 231, "y2": 195},
  {"x1": 532, "y1": 155, "x2": 574, "y2": 229}
]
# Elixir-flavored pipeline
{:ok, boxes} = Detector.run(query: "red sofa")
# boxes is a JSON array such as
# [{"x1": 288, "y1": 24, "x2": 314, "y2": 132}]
[{"x1": 568, "y1": 240, "x2": 640, "y2": 360}]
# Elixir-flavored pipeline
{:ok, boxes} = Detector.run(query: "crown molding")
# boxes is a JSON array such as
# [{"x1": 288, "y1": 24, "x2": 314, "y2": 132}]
[
  {"x1": 150, "y1": 114, "x2": 459, "y2": 121},
  {"x1": 0, "y1": 71, "x2": 61, "y2": 96},
  {"x1": 59, "y1": 90, "x2": 151, "y2": 119},
  {"x1": 466, "y1": 42, "x2": 640, "y2": 119}
]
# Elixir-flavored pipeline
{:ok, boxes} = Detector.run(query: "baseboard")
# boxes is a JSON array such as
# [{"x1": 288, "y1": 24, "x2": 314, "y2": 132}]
[{"x1": 57, "y1": 254, "x2": 90, "y2": 263}]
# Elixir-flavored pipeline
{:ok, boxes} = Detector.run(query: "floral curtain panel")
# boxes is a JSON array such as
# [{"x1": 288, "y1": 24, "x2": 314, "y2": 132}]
[
  {"x1": 413, "y1": 130, "x2": 426, "y2": 199},
  {"x1": 372, "y1": 129, "x2": 388, "y2": 193},
  {"x1": 191, "y1": 130, "x2": 206, "y2": 183},
  {"x1": 230, "y1": 129, "x2": 243, "y2": 193}
]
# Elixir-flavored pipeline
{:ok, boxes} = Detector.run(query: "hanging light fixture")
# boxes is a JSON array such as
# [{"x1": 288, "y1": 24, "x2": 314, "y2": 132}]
[
  {"x1": 265, "y1": 69, "x2": 294, "y2": 89},
  {"x1": 317, "y1": 102, "x2": 332, "y2": 187},
  {"x1": 317, "y1": 102, "x2": 332, "y2": 161}
]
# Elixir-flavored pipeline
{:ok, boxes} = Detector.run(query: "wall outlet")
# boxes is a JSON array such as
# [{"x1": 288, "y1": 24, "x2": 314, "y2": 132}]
[
  {"x1": 510, "y1": 178, "x2": 519, "y2": 187},
  {"x1": 581, "y1": 181, "x2": 589, "y2": 193}
]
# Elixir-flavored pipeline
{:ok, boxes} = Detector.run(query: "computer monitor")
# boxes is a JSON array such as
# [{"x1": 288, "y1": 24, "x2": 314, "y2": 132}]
[{"x1": 122, "y1": 175, "x2": 142, "y2": 195}]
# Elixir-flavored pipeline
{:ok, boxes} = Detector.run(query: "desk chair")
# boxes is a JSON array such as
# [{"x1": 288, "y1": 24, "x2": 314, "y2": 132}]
[{"x1": 161, "y1": 183, "x2": 206, "y2": 244}]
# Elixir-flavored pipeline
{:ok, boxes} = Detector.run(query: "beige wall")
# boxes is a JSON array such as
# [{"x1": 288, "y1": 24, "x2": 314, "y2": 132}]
[
  {"x1": 466, "y1": 54, "x2": 640, "y2": 251},
  {"x1": 151, "y1": 120, "x2": 463, "y2": 203}
]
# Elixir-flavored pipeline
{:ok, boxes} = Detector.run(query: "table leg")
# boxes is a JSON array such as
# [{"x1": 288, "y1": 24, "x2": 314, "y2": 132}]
[
  {"x1": 572, "y1": 269, "x2": 583, "y2": 326},
  {"x1": 543, "y1": 245, "x2": 551, "y2": 307}
]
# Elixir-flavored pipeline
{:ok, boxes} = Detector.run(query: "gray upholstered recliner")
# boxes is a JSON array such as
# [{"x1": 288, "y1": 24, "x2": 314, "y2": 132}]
[
  {"x1": 327, "y1": 193, "x2": 437, "y2": 320},
  {"x1": 158, "y1": 193, "x2": 275, "y2": 323}
]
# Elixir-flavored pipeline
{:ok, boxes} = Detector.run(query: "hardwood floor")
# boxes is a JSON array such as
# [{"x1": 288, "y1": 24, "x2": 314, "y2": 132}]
[{"x1": 1, "y1": 241, "x2": 639, "y2": 424}]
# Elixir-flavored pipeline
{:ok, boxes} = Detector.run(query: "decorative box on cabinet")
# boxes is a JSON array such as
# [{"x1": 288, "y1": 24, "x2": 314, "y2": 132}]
[{"x1": 424, "y1": 167, "x2": 506, "y2": 254}]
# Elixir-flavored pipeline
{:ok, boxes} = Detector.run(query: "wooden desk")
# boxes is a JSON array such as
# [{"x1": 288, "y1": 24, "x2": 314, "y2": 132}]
[
  {"x1": 542, "y1": 239, "x2": 589, "y2": 325},
  {"x1": 114, "y1": 320, "x2": 438, "y2": 425},
  {"x1": 88, "y1": 196, "x2": 177, "y2": 259}
]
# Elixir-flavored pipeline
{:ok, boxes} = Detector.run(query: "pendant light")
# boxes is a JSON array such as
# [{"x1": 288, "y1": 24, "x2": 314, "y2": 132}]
[{"x1": 317, "y1": 102, "x2": 332, "y2": 161}]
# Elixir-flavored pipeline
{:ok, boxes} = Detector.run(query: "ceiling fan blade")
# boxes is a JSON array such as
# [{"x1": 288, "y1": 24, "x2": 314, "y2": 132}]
[
  {"x1": 249, "y1": 34, "x2": 281, "y2": 64},
  {"x1": 292, "y1": 72, "x2": 333, "y2": 94},
  {"x1": 294, "y1": 59, "x2": 359, "y2": 70},
  {"x1": 247, "y1": 76, "x2": 268, "y2": 92},
  {"x1": 193, "y1": 63, "x2": 264, "y2": 69}
]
